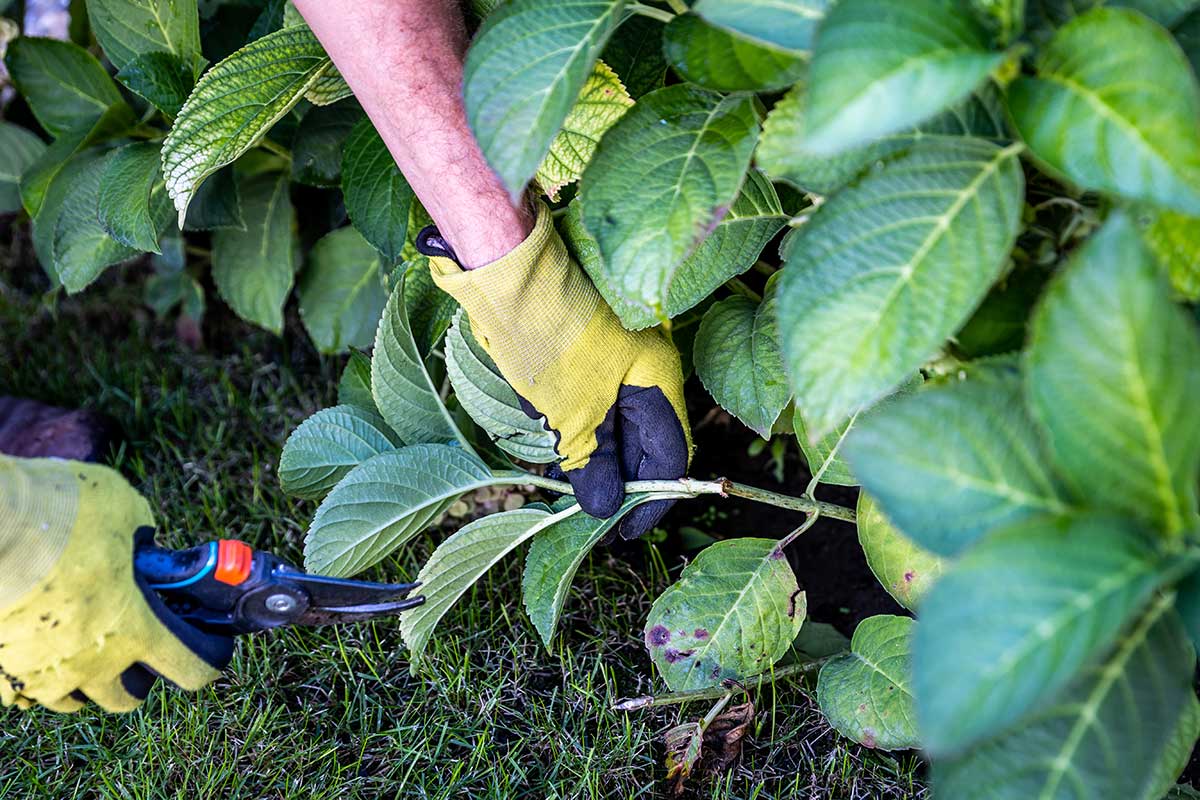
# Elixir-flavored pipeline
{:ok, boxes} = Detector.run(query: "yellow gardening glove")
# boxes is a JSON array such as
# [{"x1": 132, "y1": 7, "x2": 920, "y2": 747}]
[
  {"x1": 418, "y1": 201, "x2": 692, "y2": 539},
  {"x1": 0, "y1": 455, "x2": 233, "y2": 712}
]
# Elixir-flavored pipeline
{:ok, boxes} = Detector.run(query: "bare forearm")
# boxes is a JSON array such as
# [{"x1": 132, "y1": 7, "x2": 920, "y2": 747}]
[{"x1": 293, "y1": 0, "x2": 532, "y2": 268}]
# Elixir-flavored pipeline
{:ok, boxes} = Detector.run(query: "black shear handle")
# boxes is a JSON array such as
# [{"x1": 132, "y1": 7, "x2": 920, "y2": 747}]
[{"x1": 135, "y1": 540, "x2": 305, "y2": 634}]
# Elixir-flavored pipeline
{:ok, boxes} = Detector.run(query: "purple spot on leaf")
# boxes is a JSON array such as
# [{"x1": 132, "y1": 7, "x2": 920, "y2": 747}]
[
  {"x1": 647, "y1": 625, "x2": 671, "y2": 647},
  {"x1": 663, "y1": 648, "x2": 695, "y2": 664},
  {"x1": 693, "y1": 628, "x2": 709, "y2": 640}
]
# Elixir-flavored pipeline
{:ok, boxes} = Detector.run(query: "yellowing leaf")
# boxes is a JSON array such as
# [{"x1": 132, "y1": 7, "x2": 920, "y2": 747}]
[{"x1": 535, "y1": 60, "x2": 632, "y2": 200}]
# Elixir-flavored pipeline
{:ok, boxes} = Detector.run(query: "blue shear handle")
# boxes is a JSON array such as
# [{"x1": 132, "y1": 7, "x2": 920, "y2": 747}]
[{"x1": 135, "y1": 542, "x2": 219, "y2": 589}]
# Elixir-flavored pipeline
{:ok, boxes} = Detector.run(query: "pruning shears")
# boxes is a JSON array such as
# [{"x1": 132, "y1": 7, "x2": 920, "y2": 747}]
[{"x1": 134, "y1": 539, "x2": 424, "y2": 636}]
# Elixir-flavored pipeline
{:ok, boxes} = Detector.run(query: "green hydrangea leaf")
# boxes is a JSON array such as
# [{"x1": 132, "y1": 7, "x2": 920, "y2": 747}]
[
  {"x1": 303, "y1": 445, "x2": 513, "y2": 577},
  {"x1": 600, "y1": 13, "x2": 666, "y2": 98},
  {"x1": 5, "y1": 37, "x2": 127, "y2": 137},
  {"x1": 844, "y1": 373, "x2": 1070, "y2": 557},
  {"x1": 758, "y1": 83, "x2": 1008, "y2": 195},
  {"x1": 1027, "y1": 214, "x2": 1200, "y2": 536},
  {"x1": 85, "y1": 0, "x2": 204, "y2": 75},
  {"x1": 32, "y1": 146, "x2": 141, "y2": 292},
  {"x1": 337, "y1": 350, "x2": 377, "y2": 414},
  {"x1": 341, "y1": 117, "x2": 414, "y2": 265},
  {"x1": 693, "y1": 281, "x2": 789, "y2": 438},
  {"x1": 0, "y1": 123, "x2": 46, "y2": 214},
  {"x1": 856, "y1": 493, "x2": 943, "y2": 611},
  {"x1": 523, "y1": 493, "x2": 677, "y2": 648},
  {"x1": 116, "y1": 50, "x2": 195, "y2": 116},
  {"x1": 401, "y1": 503, "x2": 570, "y2": 666},
  {"x1": 915, "y1": 514, "x2": 1183, "y2": 756},
  {"x1": 298, "y1": 226, "x2": 389, "y2": 354},
  {"x1": 211, "y1": 171, "x2": 295, "y2": 333},
  {"x1": 445, "y1": 310, "x2": 559, "y2": 464},
  {"x1": 778, "y1": 138, "x2": 1023, "y2": 435},
  {"x1": 161, "y1": 24, "x2": 330, "y2": 225},
  {"x1": 693, "y1": 0, "x2": 831, "y2": 53},
  {"x1": 463, "y1": 0, "x2": 624, "y2": 198},
  {"x1": 564, "y1": 169, "x2": 785, "y2": 329},
  {"x1": 934, "y1": 595, "x2": 1200, "y2": 800},
  {"x1": 1008, "y1": 8, "x2": 1200, "y2": 214},
  {"x1": 97, "y1": 142, "x2": 174, "y2": 253},
  {"x1": 279, "y1": 404, "x2": 401, "y2": 500},
  {"x1": 290, "y1": 101, "x2": 362, "y2": 188},
  {"x1": 663, "y1": 12, "x2": 807, "y2": 92},
  {"x1": 801, "y1": 0, "x2": 1002, "y2": 155},
  {"x1": 371, "y1": 274, "x2": 467, "y2": 447},
  {"x1": 579, "y1": 85, "x2": 760, "y2": 320}
]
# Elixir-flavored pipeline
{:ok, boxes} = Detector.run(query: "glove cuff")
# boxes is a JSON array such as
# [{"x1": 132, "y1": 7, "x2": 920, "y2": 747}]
[
  {"x1": 0, "y1": 456, "x2": 86, "y2": 608},
  {"x1": 422, "y1": 201, "x2": 601, "y2": 384}
]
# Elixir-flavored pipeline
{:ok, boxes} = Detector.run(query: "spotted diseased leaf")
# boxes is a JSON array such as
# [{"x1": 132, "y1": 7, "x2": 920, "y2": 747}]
[
  {"x1": 445, "y1": 310, "x2": 558, "y2": 464},
  {"x1": 279, "y1": 404, "x2": 401, "y2": 499},
  {"x1": 817, "y1": 615, "x2": 919, "y2": 750},
  {"x1": 463, "y1": 0, "x2": 625, "y2": 198},
  {"x1": 211, "y1": 171, "x2": 295, "y2": 333},
  {"x1": 663, "y1": 13, "x2": 808, "y2": 92},
  {"x1": 934, "y1": 596, "x2": 1200, "y2": 800},
  {"x1": 844, "y1": 373, "x2": 1070, "y2": 557},
  {"x1": 97, "y1": 142, "x2": 174, "y2": 253},
  {"x1": 778, "y1": 138, "x2": 1024, "y2": 435},
  {"x1": 85, "y1": 0, "x2": 205, "y2": 76},
  {"x1": 693, "y1": 280, "x2": 789, "y2": 438},
  {"x1": 856, "y1": 492, "x2": 943, "y2": 610},
  {"x1": 342, "y1": 117, "x2": 414, "y2": 265},
  {"x1": 161, "y1": 25, "x2": 331, "y2": 224},
  {"x1": 693, "y1": 0, "x2": 831, "y2": 53},
  {"x1": 116, "y1": 51, "x2": 195, "y2": 117},
  {"x1": 298, "y1": 226, "x2": 389, "y2": 354},
  {"x1": 646, "y1": 538, "x2": 805, "y2": 691},
  {"x1": 401, "y1": 503, "x2": 573, "y2": 666},
  {"x1": 5, "y1": 37, "x2": 127, "y2": 138},
  {"x1": 565, "y1": 170, "x2": 786, "y2": 330},
  {"x1": 580, "y1": 85, "x2": 761, "y2": 320},
  {"x1": 303, "y1": 444, "x2": 517, "y2": 577},
  {"x1": 1027, "y1": 214, "x2": 1200, "y2": 536},
  {"x1": 800, "y1": 0, "x2": 1003, "y2": 155},
  {"x1": 1008, "y1": 8, "x2": 1200, "y2": 214},
  {"x1": 0, "y1": 123, "x2": 47, "y2": 215},
  {"x1": 535, "y1": 60, "x2": 632, "y2": 200}
]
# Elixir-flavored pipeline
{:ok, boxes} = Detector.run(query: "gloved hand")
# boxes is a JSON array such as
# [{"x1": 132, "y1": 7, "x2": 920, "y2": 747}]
[
  {"x1": 418, "y1": 201, "x2": 692, "y2": 539},
  {"x1": 0, "y1": 455, "x2": 233, "y2": 712}
]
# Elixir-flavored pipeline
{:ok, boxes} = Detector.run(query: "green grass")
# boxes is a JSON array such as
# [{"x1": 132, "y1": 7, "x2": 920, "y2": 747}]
[{"x1": 0, "y1": 256, "x2": 927, "y2": 799}]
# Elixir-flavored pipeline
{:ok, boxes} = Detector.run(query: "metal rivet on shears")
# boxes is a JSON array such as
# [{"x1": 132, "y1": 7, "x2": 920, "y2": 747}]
[{"x1": 265, "y1": 594, "x2": 298, "y2": 614}]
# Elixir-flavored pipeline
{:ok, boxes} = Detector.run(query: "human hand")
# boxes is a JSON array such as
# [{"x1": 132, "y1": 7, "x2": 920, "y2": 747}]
[
  {"x1": 419, "y1": 202, "x2": 692, "y2": 539},
  {"x1": 0, "y1": 456, "x2": 233, "y2": 712}
]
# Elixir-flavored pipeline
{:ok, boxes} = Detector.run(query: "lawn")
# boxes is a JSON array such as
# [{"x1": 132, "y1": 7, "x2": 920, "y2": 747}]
[{"x1": 0, "y1": 234, "x2": 926, "y2": 799}]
